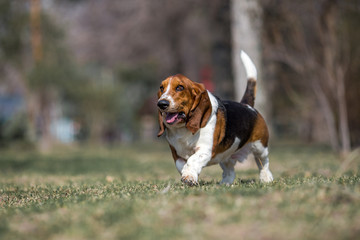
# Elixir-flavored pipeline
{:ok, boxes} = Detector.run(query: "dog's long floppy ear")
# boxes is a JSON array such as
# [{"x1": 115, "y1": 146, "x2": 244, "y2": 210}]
[
  {"x1": 157, "y1": 110, "x2": 165, "y2": 137},
  {"x1": 186, "y1": 83, "x2": 212, "y2": 134}
]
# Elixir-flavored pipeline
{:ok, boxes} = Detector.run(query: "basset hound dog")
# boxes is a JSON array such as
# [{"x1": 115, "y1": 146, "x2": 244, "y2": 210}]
[{"x1": 157, "y1": 51, "x2": 273, "y2": 186}]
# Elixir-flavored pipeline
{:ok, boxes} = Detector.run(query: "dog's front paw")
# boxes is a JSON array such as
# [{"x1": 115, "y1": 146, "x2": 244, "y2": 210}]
[
  {"x1": 260, "y1": 169, "x2": 273, "y2": 183},
  {"x1": 181, "y1": 166, "x2": 199, "y2": 186},
  {"x1": 181, "y1": 174, "x2": 198, "y2": 186}
]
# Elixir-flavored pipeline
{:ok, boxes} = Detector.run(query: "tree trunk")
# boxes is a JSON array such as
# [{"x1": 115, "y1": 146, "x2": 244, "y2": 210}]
[
  {"x1": 30, "y1": 0, "x2": 43, "y2": 62},
  {"x1": 231, "y1": 0, "x2": 268, "y2": 119},
  {"x1": 312, "y1": 79, "x2": 339, "y2": 152},
  {"x1": 30, "y1": 0, "x2": 55, "y2": 152},
  {"x1": 38, "y1": 92, "x2": 53, "y2": 153},
  {"x1": 320, "y1": 0, "x2": 351, "y2": 155},
  {"x1": 336, "y1": 66, "x2": 351, "y2": 155}
]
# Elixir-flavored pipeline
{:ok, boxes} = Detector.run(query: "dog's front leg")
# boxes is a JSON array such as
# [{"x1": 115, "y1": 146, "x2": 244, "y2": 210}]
[{"x1": 181, "y1": 150, "x2": 211, "y2": 186}]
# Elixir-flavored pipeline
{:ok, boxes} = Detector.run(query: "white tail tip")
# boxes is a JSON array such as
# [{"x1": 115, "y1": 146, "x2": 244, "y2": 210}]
[{"x1": 240, "y1": 50, "x2": 257, "y2": 80}]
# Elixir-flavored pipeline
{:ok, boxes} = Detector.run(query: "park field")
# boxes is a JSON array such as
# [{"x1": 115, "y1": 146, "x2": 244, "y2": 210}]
[{"x1": 0, "y1": 141, "x2": 359, "y2": 240}]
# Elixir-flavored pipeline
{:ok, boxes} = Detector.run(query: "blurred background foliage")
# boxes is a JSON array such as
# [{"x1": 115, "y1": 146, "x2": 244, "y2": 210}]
[{"x1": 0, "y1": 0, "x2": 359, "y2": 155}]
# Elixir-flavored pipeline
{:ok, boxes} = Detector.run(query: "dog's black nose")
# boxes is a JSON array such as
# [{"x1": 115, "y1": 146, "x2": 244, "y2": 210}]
[{"x1": 157, "y1": 99, "x2": 170, "y2": 110}]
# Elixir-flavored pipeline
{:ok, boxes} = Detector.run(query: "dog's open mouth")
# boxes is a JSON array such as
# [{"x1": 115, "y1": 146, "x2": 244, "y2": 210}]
[{"x1": 165, "y1": 112, "x2": 186, "y2": 125}]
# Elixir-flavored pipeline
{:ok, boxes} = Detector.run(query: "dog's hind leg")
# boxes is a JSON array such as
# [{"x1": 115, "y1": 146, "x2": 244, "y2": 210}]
[
  {"x1": 251, "y1": 141, "x2": 273, "y2": 183},
  {"x1": 220, "y1": 160, "x2": 236, "y2": 185}
]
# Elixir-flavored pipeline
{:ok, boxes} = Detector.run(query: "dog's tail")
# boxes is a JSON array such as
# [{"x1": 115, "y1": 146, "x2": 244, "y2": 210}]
[{"x1": 240, "y1": 50, "x2": 257, "y2": 108}]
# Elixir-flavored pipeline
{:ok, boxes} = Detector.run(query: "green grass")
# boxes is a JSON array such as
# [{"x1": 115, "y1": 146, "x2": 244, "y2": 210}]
[{"x1": 0, "y1": 141, "x2": 359, "y2": 240}]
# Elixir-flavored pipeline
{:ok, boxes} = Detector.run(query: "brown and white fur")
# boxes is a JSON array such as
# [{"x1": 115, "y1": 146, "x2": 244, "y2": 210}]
[{"x1": 157, "y1": 51, "x2": 273, "y2": 186}]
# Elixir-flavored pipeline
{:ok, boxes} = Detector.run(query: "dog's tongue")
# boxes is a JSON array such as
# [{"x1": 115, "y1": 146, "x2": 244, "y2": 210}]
[{"x1": 166, "y1": 113, "x2": 179, "y2": 124}]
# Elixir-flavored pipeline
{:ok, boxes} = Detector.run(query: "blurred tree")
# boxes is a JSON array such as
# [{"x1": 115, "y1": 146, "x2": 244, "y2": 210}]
[
  {"x1": 262, "y1": 0, "x2": 359, "y2": 154},
  {"x1": 54, "y1": 0, "x2": 233, "y2": 96},
  {"x1": 28, "y1": 0, "x2": 69, "y2": 151},
  {"x1": 343, "y1": 3, "x2": 360, "y2": 147},
  {"x1": 0, "y1": 0, "x2": 29, "y2": 146},
  {"x1": 27, "y1": 1, "x2": 123, "y2": 149},
  {"x1": 0, "y1": 0, "x2": 27, "y2": 63},
  {"x1": 30, "y1": 0, "x2": 42, "y2": 62},
  {"x1": 116, "y1": 62, "x2": 158, "y2": 135}
]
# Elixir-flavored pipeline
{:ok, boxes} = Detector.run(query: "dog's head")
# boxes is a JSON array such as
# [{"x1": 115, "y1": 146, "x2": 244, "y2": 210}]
[{"x1": 157, "y1": 74, "x2": 212, "y2": 136}]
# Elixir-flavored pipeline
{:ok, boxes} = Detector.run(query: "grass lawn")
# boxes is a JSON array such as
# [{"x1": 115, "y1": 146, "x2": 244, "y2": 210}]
[{"x1": 0, "y1": 141, "x2": 359, "y2": 240}]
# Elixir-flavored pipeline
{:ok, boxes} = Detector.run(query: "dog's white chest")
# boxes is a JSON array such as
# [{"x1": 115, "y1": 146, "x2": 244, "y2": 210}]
[{"x1": 166, "y1": 129, "x2": 199, "y2": 159}]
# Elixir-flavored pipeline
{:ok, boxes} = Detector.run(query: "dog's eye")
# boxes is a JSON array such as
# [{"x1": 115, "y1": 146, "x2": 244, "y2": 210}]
[
  {"x1": 176, "y1": 85, "x2": 184, "y2": 92},
  {"x1": 160, "y1": 86, "x2": 164, "y2": 92}
]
